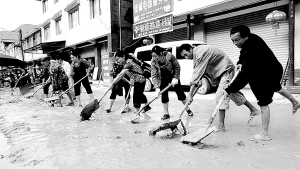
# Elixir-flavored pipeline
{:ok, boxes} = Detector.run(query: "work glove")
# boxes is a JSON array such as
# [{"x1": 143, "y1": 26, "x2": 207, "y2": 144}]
[
  {"x1": 171, "y1": 78, "x2": 179, "y2": 86},
  {"x1": 155, "y1": 88, "x2": 161, "y2": 98}
]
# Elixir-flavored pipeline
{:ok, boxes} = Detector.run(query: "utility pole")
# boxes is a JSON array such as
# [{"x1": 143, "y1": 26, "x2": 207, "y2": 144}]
[
  {"x1": 119, "y1": 0, "x2": 122, "y2": 49},
  {"x1": 18, "y1": 29, "x2": 25, "y2": 64}
]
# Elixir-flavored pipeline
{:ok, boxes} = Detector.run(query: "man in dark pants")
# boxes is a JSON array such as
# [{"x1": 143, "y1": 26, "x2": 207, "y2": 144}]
[
  {"x1": 225, "y1": 25, "x2": 300, "y2": 141},
  {"x1": 151, "y1": 45, "x2": 193, "y2": 120}
]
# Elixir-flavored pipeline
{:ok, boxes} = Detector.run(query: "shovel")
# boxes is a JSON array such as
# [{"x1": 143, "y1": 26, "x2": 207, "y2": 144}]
[
  {"x1": 204, "y1": 68, "x2": 241, "y2": 132},
  {"x1": 80, "y1": 87, "x2": 111, "y2": 121},
  {"x1": 44, "y1": 74, "x2": 88, "y2": 102},
  {"x1": 130, "y1": 83, "x2": 173, "y2": 124},
  {"x1": 180, "y1": 69, "x2": 241, "y2": 145},
  {"x1": 148, "y1": 84, "x2": 201, "y2": 136}
]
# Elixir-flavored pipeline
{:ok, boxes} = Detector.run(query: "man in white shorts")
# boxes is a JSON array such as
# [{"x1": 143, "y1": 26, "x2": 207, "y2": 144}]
[{"x1": 179, "y1": 44, "x2": 261, "y2": 131}]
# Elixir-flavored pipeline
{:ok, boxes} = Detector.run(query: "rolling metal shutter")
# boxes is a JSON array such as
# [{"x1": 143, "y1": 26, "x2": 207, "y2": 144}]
[
  {"x1": 205, "y1": 5, "x2": 289, "y2": 69},
  {"x1": 156, "y1": 26, "x2": 194, "y2": 43}
]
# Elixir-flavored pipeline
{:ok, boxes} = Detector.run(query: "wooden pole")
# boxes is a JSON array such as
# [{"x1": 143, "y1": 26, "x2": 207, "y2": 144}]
[{"x1": 18, "y1": 29, "x2": 25, "y2": 67}]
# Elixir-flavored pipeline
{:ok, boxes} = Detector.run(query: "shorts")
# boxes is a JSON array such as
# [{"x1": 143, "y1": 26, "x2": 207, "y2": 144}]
[
  {"x1": 215, "y1": 70, "x2": 246, "y2": 109},
  {"x1": 250, "y1": 69, "x2": 282, "y2": 106}
]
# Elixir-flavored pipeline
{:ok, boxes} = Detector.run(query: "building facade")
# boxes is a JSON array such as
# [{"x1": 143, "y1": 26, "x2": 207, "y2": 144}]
[
  {"x1": 32, "y1": 0, "x2": 133, "y2": 84},
  {"x1": 150, "y1": 0, "x2": 299, "y2": 88},
  {"x1": 11, "y1": 0, "x2": 299, "y2": 88}
]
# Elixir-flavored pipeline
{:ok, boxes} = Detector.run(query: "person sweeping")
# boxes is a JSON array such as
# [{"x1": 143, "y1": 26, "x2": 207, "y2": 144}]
[
  {"x1": 179, "y1": 44, "x2": 260, "y2": 132},
  {"x1": 70, "y1": 49, "x2": 94, "y2": 107},
  {"x1": 105, "y1": 52, "x2": 131, "y2": 113},
  {"x1": 109, "y1": 49, "x2": 151, "y2": 116},
  {"x1": 151, "y1": 45, "x2": 194, "y2": 120},
  {"x1": 225, "y1": 25, "x2": 300, "y2": 141}
]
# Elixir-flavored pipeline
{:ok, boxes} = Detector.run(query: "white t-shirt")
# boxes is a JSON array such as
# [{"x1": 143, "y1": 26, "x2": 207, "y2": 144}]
[{"x1": 61, "y1": 60, "x2": 71, "y2": 77}]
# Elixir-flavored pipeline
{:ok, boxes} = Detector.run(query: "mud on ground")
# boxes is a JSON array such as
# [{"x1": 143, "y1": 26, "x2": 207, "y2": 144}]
[{"x1": 0, "y1": 87, "x2": 300, "y2": 169}]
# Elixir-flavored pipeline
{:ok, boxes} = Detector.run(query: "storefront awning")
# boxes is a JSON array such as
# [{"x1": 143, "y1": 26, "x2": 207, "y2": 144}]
[
  {"x1": 24, "y1": 41, "x2": 66, "y2": 54},
  {"x1": 24, "y1": 54, "x2": 48, "y2": 62}
]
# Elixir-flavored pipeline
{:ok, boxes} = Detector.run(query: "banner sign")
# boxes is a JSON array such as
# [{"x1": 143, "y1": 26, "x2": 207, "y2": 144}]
[
  {"x1": 133, "y1": 14, "x2": 173, "y2": 39},
  {"x1": 102, "y1": 53, "x2": 114, "y2": 87},
  {"x1": 133, "y1": 0, "x2": 173, "y2": 24}
]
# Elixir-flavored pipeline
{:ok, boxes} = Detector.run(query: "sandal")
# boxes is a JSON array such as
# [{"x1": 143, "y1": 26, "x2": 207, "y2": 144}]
[
  {"x1": 186, "y1": 110, "x2": 193, "y2": 117},
  {"x1": 292, "y1": 103, "x2": 300, "y2": 114},
  {"x1": 247, "y1": 112, "x2": 261, "y2": 124},
  {"x1": 249, "y1": 134, "x2": 272, "y2": 141},
  {"x1": 161, "y1": 114, "x2": 170, "y2": 120},
  {"x1": 121, "y1": 105, "x2": 131, "y2": 114},
  {"x1": 143, "y1": 105, "x2": 151, "y2": 113},
  {"x1": 215, "y1": 125, "x2": 226, "y2": 132}
]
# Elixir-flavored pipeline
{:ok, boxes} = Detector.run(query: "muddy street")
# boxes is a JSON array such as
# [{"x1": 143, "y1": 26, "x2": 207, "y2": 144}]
[{"x1": 0, "y1": 85, "x2": 300, "y2": 169}]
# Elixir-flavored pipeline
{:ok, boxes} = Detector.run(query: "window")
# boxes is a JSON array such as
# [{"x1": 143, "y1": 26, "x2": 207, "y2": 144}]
[
  {"x1": 137, "y1": 50, "x2": 152, "y2": 61},
  {"x1": 90, "y1": 0, "x2": 101, "y2": 19},
  {"x1": 55, "y1": 18, "x2": 62, "y2": 35},
  {"x1": 44, "y1": 25, "x2": 50, "y2": 40},
  {"x1": 69, "y1": 9, "x2": 79, "y2": 29},
  {"x1": 42, "y1": 0, "x2": 48, "y2": 13}
]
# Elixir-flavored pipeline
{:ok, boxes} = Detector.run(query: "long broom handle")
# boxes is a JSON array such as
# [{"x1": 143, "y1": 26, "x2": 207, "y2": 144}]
[
  {"x1": 58, "y1": 74, "x2": 89, "y2": 98},
  {"x1": 205, "y1": 68, "x2": 241, "y2": 132},
  {"x1": 31, "y1": 80, "x2": 50, "y2": 96},
  {"x1": 135, "y1": 83, "x2": 172, "y2": 116},
  {"x1": 177, "y1": 84, "x2": 202, "y2": 119},
  {"x1": 125, "y1": 85, "x2": 132, "y2": 103},
  {"x1": 97, "y1": 88, "x2": 111, "y2": 103}
]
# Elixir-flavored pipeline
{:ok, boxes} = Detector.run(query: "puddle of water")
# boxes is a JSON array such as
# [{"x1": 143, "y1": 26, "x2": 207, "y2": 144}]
[{"x1": 0, "y1": 132, "x2": 10, "y2": 154}]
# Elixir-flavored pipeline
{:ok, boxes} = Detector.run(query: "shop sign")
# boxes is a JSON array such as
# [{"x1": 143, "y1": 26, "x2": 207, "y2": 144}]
[
  {"x1": 133, "y1": 0, "x2": 173, "y2": 24},
  {"x1": 133, "y1": 14, "x2": 173, "y2": 39},
  {"x1": 102, "y1": 53, "x2": 114, "y2": 87}
]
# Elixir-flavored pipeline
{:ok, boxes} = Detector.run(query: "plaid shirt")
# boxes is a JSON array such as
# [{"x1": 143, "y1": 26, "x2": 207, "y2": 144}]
[{"x1": 123, "y1": 59, "x2": 145, "y2": 83}]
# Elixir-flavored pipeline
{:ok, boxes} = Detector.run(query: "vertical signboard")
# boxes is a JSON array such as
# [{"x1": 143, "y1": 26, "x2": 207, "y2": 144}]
[{"x1": 102, "y1": 53, "x2": 113, "y2": 87}]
